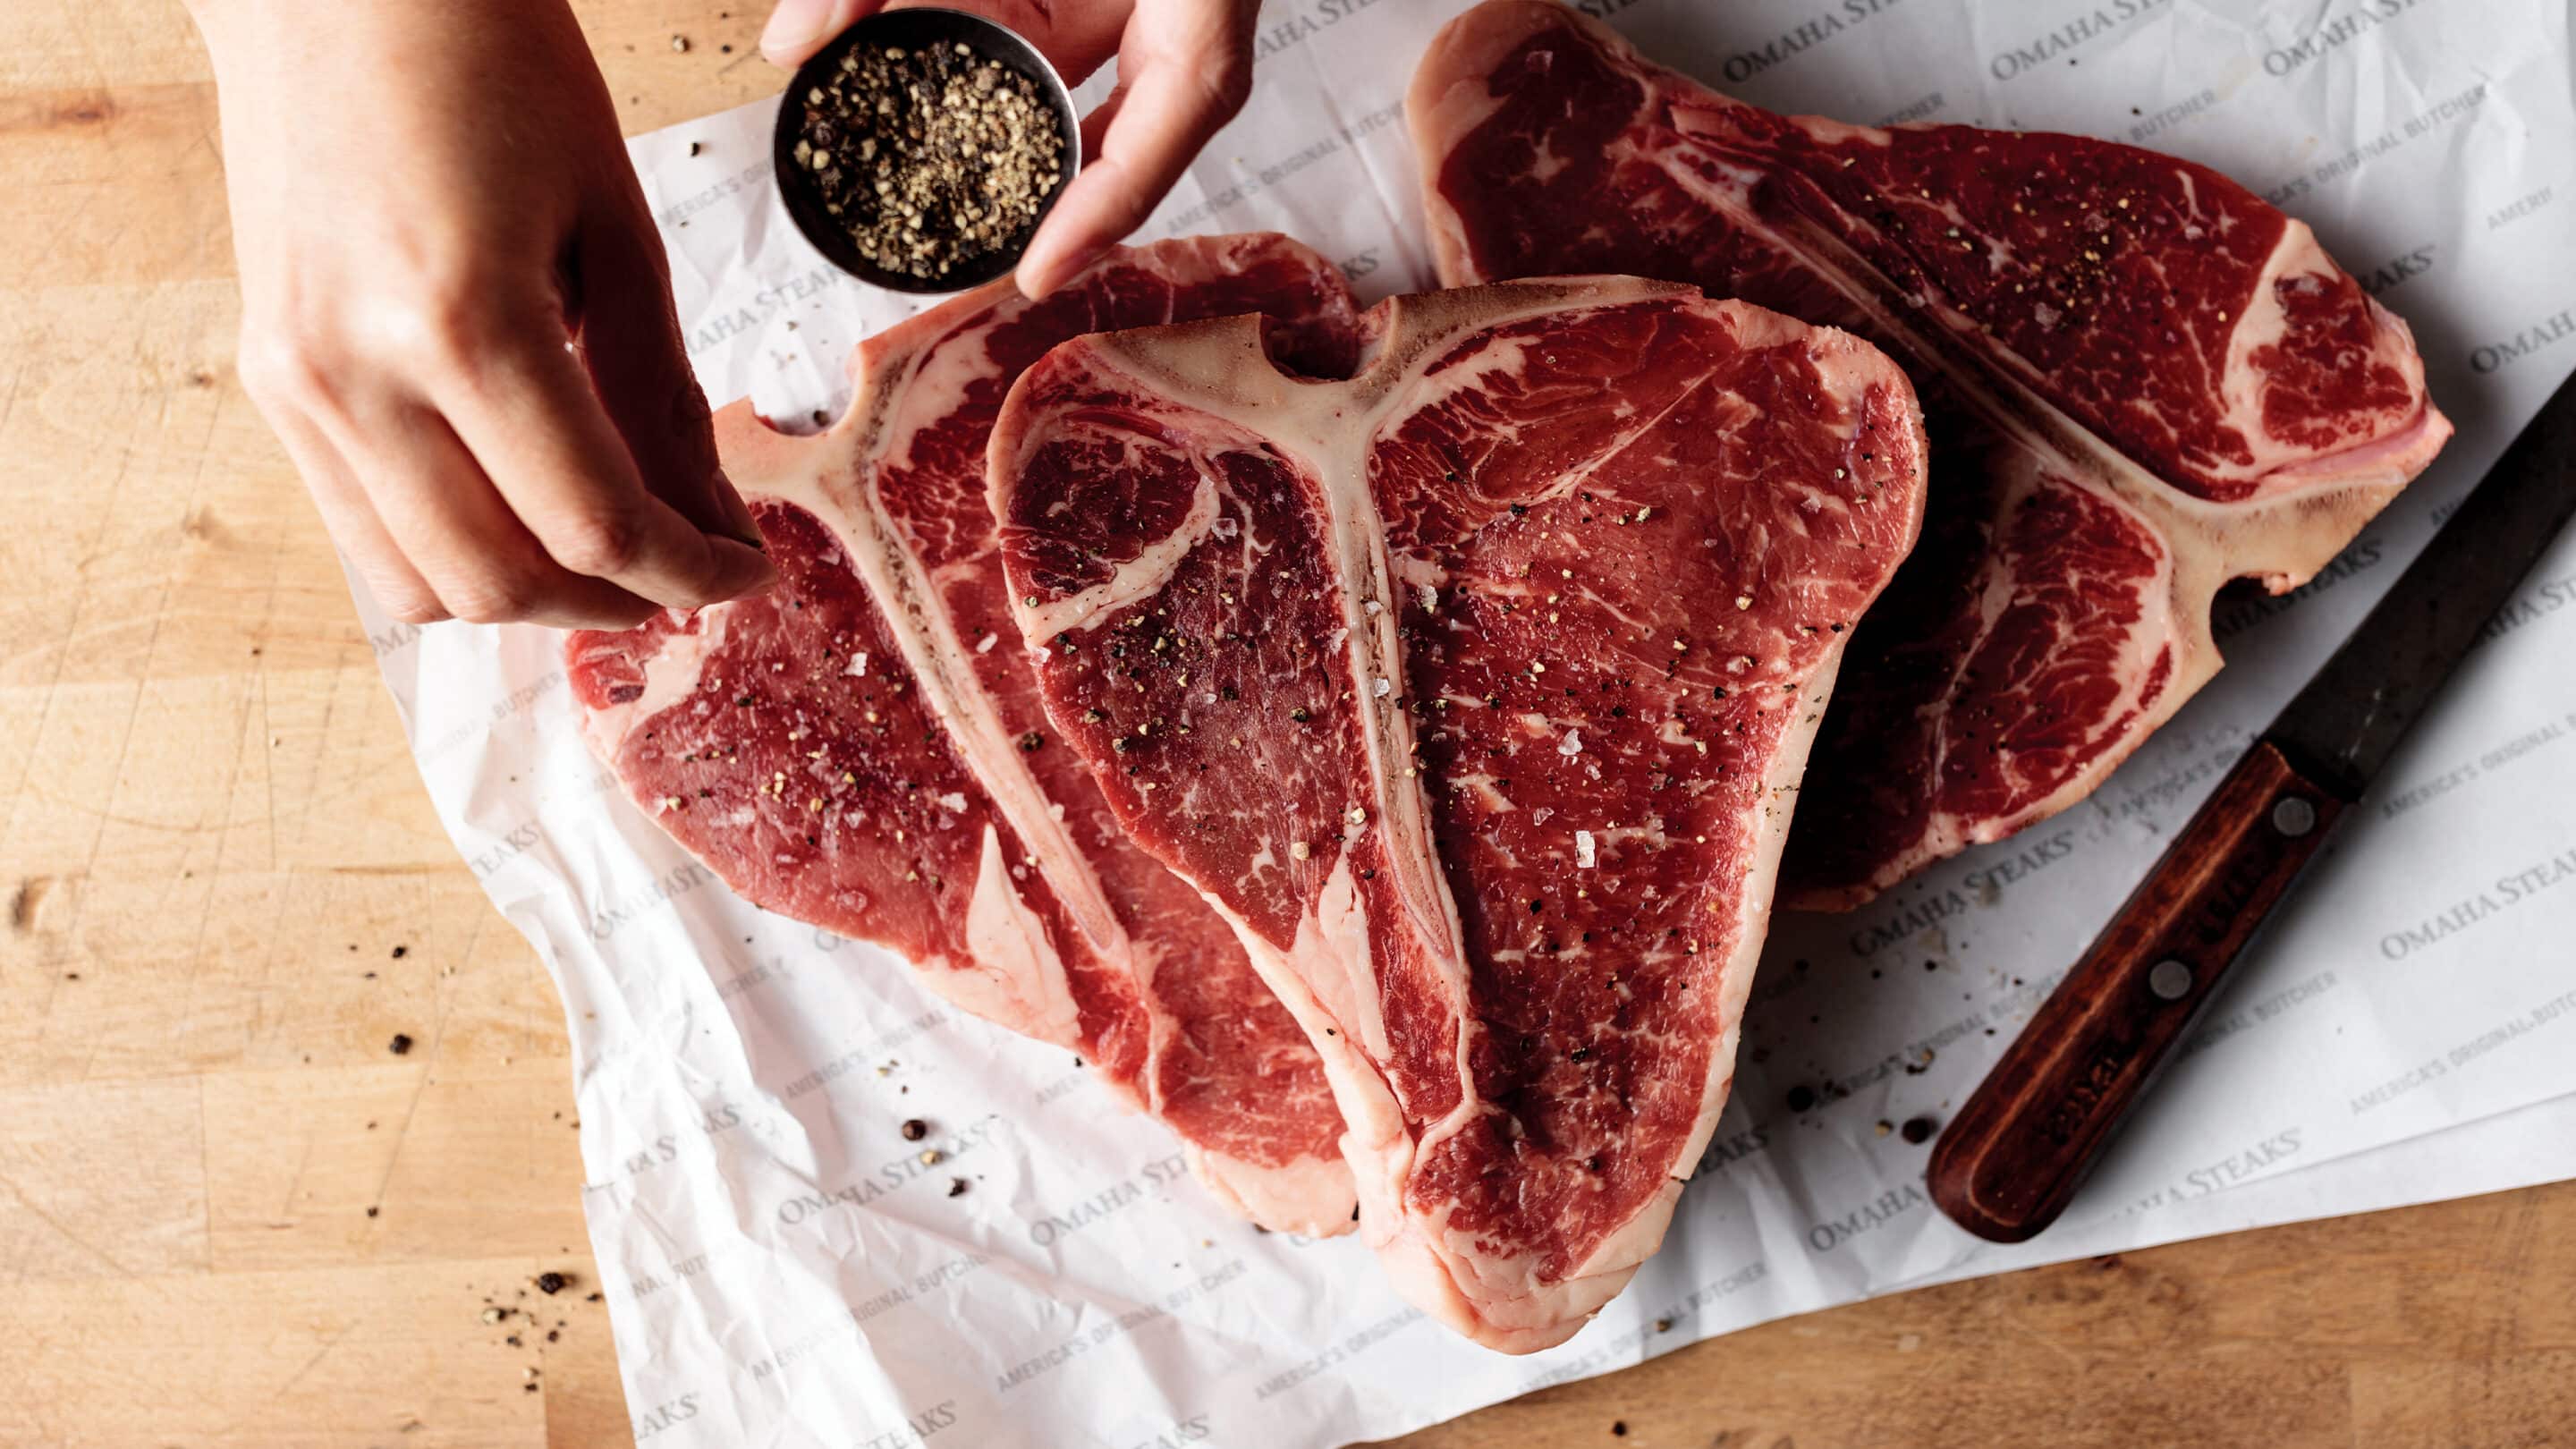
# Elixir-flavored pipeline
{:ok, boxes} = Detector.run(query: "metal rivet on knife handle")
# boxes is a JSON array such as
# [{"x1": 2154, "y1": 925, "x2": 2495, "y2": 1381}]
[
  {"x1": 2147, "y1": 959, "x2": 2193, "y2": 1001},
  {"x1": 2271, "y1": 796, "x2": 2317, "y2": 837}
]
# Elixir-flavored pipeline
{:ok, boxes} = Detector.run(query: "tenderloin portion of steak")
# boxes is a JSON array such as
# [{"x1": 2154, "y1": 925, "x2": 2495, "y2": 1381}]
[
  {"x1": 1409, "y1": 0, "x2": 2452, "y2": 906},
  {"x1": 994, "y1": 277, "x2": 1928, "y2": 1351},
  {"x1": 565, "y1": 236, "x2": 1359, "y2": 1233}
]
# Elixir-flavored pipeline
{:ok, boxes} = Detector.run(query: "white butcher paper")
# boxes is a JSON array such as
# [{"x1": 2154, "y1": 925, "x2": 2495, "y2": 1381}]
[{"x1": 351, "y1": 2, "x2": 2576, "y2": 1444}]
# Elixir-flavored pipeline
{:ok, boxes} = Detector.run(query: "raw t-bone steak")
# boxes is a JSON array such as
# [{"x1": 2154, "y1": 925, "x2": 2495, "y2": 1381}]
[
  {"x1": 994, "y1": 276, "x2": 1928, "y2": 1350},
  {"x1": 1410, "y1": 0, "x2": 2452, "y2": 906},
  {"x1": 565, "y1": 236, "x2": 1359, "y2": 1234}
]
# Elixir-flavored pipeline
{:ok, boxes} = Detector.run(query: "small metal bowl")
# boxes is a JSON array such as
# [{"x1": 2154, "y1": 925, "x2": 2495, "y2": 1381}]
[{"x1": 771, "y1": 8, "x2": 1081, "y2": 294}]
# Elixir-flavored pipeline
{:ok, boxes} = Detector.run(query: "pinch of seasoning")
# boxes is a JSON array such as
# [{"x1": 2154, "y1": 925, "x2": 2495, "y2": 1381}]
[
  {"x1": 793, "y1": 39, "x2": 1066, "y2": 280},
  {"x1": 918, "y1": 1148, "x2": 944, "y2": 1165},
  {"x1": 900, "y1": 1118, "x2": 929, "y2": 1140},
  {"x1": 948, "y1": 1177, "x2": 970, "y2": 1197}
]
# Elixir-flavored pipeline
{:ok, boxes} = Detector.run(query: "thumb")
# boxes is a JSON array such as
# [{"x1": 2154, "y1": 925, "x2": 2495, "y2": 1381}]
[
  {"x1": 761, "y1": 0, "x2": 884, "y2": 66},
  {"x1": 573, "y1": 202, "x2": 765, "y2": 551}
]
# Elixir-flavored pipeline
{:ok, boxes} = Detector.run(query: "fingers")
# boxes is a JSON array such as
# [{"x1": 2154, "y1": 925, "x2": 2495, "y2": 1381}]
[
  {"x1": 765, "y1": 0, "x2": 1127, "y2": 76},
  {"x1": 1076, "y1": 82, "x2": 1130, "y2": 161},
  {"x1": 265, "y1": 400, "x2": 448, "y2": 626},
  {"x1": 761, "y1": 0, "x2": 886, "y2": 65},
  {"x1": 1016, "y1": 0, "x2": 1258, "y2": 299},
  {"x1": 571, "y1": 201, "x2": 765, "y2": 552},
  {"x1": 358, "y1": 402, "x2": 667, "y2": 631},
  {"x1": 437, "y1": 316, "x2": 775, "y2": 617},
  {"x1": 211, "y1": 0, "x2": 764, "y2": 638},
  {"x1": 245, "y1": 284, "x2": 753, "y2": 631}
]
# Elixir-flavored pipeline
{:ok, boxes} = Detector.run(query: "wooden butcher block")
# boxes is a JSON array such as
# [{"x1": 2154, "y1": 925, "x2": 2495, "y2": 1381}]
[{"x1": 0, "y1": 3, "x2": 2567, "y2": 1445}]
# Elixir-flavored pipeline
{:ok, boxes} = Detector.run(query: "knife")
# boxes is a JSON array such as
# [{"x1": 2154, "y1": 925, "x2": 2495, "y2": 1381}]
[{"x1": 1928, "y1": 369, "x2": 2576, "y2": 1243}]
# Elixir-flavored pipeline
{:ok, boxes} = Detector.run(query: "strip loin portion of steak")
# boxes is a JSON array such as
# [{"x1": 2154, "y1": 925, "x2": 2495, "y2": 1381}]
[
  {"x1": 995, "y1": 276, "x2": 1928, "y2": 1350},
  {"x1": 565, "y1": 235, "x2": 1359, "y2": 1234},
  {"x1": 1409, "y1": 0, "x2": 2452, "y2": 906}
]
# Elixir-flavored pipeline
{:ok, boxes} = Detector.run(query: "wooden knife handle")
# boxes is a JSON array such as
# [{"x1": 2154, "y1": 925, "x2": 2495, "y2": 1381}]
[{"x1": 1926, "y1": 739, "x2": 2349, "y2": 1243}]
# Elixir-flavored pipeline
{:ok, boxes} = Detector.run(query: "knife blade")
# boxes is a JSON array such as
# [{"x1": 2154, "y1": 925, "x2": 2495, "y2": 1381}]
[
  {"x1": 2273, "y1": 372, "x2": 2576, "y2": 797},
  {"x1": 1928, "y1": 368, "x2": 2576, "y2": 1243}
]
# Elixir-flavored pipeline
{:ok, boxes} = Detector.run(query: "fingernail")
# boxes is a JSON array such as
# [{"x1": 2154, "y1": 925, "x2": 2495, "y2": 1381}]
[
  {"x1": 1016, "y1": 250, "x2": 1069, "y2": 301},
  {"x1": 760, "y1": 0, "x2": 833, "y2": 60},
  {"x1": 728, "y1": 547, "x2": 780, "y2": 597},
  {"x1": 1020, "y1": 224, "x2": 1107, "y2": 301},
  {"x1": 712, "y1": 471, "x2": 767, "y2": 551}
]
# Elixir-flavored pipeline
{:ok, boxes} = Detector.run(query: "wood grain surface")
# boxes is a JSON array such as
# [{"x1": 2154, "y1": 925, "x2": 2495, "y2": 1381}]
[{"x1": 1, "y1": 4, "x2": 2567, "y2": 1446}]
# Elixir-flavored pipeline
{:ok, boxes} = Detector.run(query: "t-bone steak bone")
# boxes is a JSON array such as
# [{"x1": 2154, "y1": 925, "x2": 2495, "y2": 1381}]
[
  {"x1": 994, "y1": 277, "x2": 1928, "y2": 1351},
  {"x1": 564, "y1": 236, "x2": 1360, "y2": 1234},
  {"x1": 1409, "y1": 0, "x2": 2453, "y2": 907}
]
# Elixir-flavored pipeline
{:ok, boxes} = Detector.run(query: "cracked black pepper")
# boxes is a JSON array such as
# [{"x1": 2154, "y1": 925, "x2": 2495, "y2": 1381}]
[{"x1": 792, "y1": 39, "x2": 1065, "y2": 281}]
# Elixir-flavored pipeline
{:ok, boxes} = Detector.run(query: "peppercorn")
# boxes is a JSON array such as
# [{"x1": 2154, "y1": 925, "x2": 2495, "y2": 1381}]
[{"x1": 793, "y1": 39, "x2": 1065, "y2": 281}]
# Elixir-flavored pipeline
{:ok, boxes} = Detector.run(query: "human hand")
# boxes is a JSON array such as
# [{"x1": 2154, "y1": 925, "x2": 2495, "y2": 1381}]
[
  {"x1": 758, "y1": 0, "x2": 1261, "y2": 298},
  {"x1": 192, "y1": 0, "x2": 776, "y2": 629}
]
